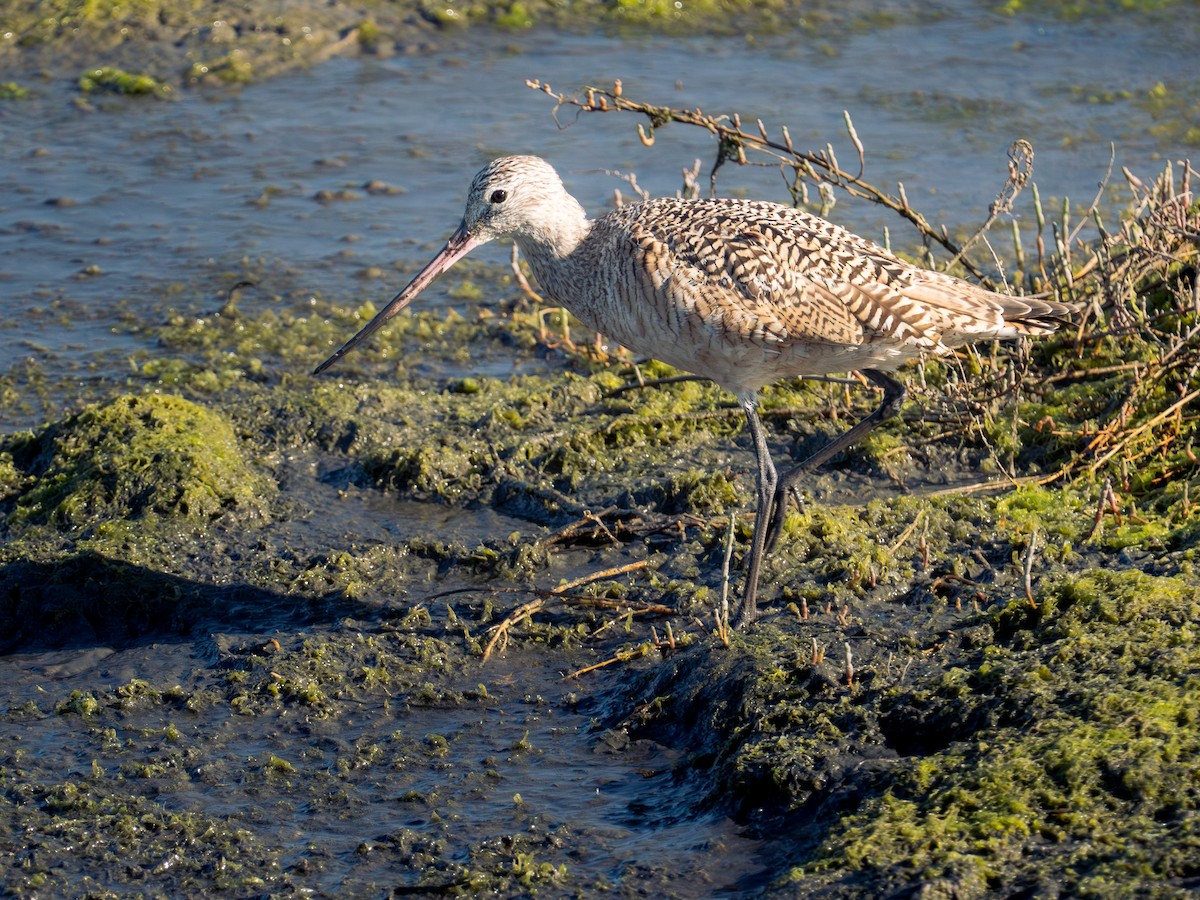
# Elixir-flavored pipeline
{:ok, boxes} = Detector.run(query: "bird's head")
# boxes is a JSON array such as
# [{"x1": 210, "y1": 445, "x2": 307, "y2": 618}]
[
  {"x1": 459, "y1": 155, "x2": 575, "y2": 244},
  {"x1": 313, "y1": 155, "x2": 583, "y2": 375}
]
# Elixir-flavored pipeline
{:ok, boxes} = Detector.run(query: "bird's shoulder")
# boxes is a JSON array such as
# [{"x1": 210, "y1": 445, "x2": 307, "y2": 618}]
[{"x1": 595, "y1": 197, "x2": 933, "y2": 304}]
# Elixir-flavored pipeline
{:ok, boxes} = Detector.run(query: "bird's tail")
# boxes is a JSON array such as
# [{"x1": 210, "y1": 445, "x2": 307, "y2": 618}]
[{"x1": 997, "y1": 296, "x2": 1082, "y2": 336}]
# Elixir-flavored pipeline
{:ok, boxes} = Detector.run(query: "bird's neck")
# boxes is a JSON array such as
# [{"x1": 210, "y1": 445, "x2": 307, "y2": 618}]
[{"x1": 514, "y1": 193, "x2": 592, "y2": 262}]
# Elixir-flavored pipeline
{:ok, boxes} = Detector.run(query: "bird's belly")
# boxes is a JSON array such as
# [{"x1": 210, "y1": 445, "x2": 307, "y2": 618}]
[
  {"x1": 542, "y1": 264, "x2": 919, "y2": 396},
  {"x1": 580, "y1": 302, "x2": 916, "y2": 396},
  {"x1": 654, "y1": 338, "x2": 916, "y2": 395}
]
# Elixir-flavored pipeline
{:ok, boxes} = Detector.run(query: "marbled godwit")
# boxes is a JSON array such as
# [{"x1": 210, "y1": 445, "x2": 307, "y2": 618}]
[{"x1": 314, "y1": 155, "x2": 1076, "y2": 625}]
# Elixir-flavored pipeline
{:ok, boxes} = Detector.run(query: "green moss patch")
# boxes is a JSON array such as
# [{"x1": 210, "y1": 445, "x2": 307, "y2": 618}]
[
  {"x1": 3, "y1": 393, "x2": 275, "y2": 530},
  {"x1": 791, "y1": 569, "x2": 1200, "y2": 896},
  {"x1": 78, "y1": 65, "x2": 171, "y2": 96},
  {"x1": 618, "y1": 567, "x2": 1200, "y2": 898}
]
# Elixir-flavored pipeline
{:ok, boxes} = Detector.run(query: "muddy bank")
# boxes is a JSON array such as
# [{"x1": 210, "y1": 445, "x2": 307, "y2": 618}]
[
  {"x1": 0, "y1": 0, "x2": 923, "y2": 94},
  {"x1": 3, "y1": 173, "x2": 1199, "y2": 891}
]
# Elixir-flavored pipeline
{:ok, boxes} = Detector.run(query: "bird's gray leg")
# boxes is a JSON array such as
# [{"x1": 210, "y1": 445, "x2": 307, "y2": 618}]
[
  {"x1": 764, "y1": 370, "x2": 907, "y2": 552},
  {"x1": 737, "y1": 399, "x2": 778, "y2": 628}
]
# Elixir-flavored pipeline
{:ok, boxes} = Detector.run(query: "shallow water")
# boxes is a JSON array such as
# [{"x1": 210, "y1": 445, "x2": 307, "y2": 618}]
[
  {"x1": 0, "y1": 634, "x2": 771, "y2": 894},
  {"x1": 1, "y1": 13, "x2": 1196, "y2": 429}
]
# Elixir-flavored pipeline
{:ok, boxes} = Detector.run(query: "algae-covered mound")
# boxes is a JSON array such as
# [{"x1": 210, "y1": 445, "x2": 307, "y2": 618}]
[
  {"x1": 2, "y1": 393, "x2": 275, "y2": 530},
  {"x1": 800, "y1": 569, "x2": 1200, "y2": 897},
  {"x1": 615, "y1": 567, "x2": 1200, "y2": 897}
]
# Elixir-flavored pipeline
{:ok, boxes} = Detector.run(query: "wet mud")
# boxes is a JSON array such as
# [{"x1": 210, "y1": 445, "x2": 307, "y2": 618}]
[{"x1": 3, "y1": 271, "x2": 1199, "y2": 894}]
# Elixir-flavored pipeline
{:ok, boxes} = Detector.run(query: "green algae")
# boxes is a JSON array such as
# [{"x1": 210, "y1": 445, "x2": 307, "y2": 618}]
[
  {"x1": 784, "y1": 569, "x2": 1200, "y2": 897},
  {"x1": 0, "y1": 451, "x2": 27, "y2": 503},
  {"x1": 4, "y1": 778, "x2": 275, "y2": 894},
  {"x1": 2, "y1": 301, "x2": 1196, "y2": 895},
  {"x1": 220, "y1": 626, "x2": 475, "y2": 718},
  {"x1": 997, "y1": 0, "x2": 1184, "y2": 17},
  {"x1": 608, "y1": 565, "x2": 1200, "y2": 897},
  {"x1": 78, "y1": 65, "x2": 171, "y2": 96},
  {"x1": 0, "y1": 604, "x2": 597, "y2": 896},
  {"x1": 415, "y1": 0, "x2": 836, "y2": 33},
  {"x1": 136, "y1": 290, "x2": 543, "y2": 389},
  {"x1": 0, "y1": 0, "x2": 879, "y2": 92},
  {"x1": 185, "y1": 50, "x2": 253, "y2": 85},
  {"x1": 139, "y1": 294, "x2": 755, "y2": 537},
  {"x1": 2, "y1": 393, "x2": 275, "y2": 531},
  {"x1": 1140, "y1": 80, "x2": 1200, "y2": 147}
]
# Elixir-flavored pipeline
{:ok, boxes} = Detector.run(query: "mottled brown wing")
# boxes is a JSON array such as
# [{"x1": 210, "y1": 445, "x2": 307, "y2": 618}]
[
  {"x1": 704, "y1": 216, "x2": 1009, "y2": 350},
  {"x1": 764, "y1": 216, "x2": 1005, "y2": 348},
  {"x1": 816, "y1": 270, "x2": 1014, "y2": 349},
  {"x1": 630, "y1": 218, "x2": 869, "y2": 349},
  {"x1": 610, "y1": 196, "x2": 1072, "y2": 355}
]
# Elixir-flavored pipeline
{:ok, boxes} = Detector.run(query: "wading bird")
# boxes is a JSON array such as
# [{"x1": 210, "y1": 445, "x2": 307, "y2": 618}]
[{"x1": 314, "y1": 155, "x2": 1075, "y2": 625}]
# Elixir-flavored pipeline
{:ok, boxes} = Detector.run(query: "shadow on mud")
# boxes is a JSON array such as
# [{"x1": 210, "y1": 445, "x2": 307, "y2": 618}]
[{"x1": 0, "y1": 552, "x2": 366, "y2": 654}]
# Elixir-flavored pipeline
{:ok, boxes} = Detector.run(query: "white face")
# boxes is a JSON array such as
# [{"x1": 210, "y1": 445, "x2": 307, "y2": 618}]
[{"x1": 461, "y1": 155, "x2": 564, "y2": 241}]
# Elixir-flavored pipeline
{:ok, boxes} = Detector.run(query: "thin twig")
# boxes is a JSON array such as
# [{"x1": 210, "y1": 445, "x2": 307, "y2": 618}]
[
  {"x1": 716, "y1": 514, "x2": 736, "y2": 645},
  {"x1": 480, "y1": 561, "x2": 655, "y2": 661},
  {"x1": 946, "y1": 140, "x2": 1034, "y2": 269},
  {"x1": 1023, "y1": 526, "x2": 1039, "y2": 609},
  {"x1": 553, "y1": 559, "x2": 650, "y2": 594},
  {"x1": 510, "y1": 243, "x2": 545, "y2": 305}
]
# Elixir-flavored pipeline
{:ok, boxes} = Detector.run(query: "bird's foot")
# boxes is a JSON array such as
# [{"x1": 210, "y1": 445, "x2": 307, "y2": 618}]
[{"x1": 732, "y1": 600, "x2": 759, "y2": 630}]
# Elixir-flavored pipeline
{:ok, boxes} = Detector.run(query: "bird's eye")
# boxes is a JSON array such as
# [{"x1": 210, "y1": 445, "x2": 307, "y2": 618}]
[{"x1": 489, "y1": 189, "x2": 507, "y2": 204}]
